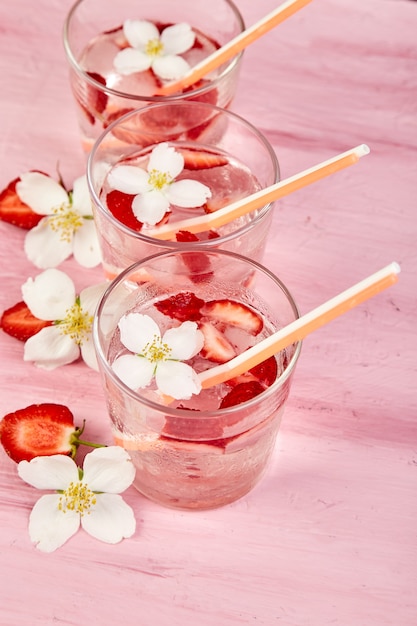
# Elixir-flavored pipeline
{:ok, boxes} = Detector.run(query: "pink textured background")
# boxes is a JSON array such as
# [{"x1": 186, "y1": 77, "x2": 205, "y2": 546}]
[{"x1": 0, "y1": 1, "x2": 416, "y2": 624}]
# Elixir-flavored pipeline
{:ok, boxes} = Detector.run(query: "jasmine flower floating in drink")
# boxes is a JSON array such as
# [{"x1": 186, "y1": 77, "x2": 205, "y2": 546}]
[
  {"x1": 113, "y1": 20, "x2": 196, "y2": 80},
  {"x1": 112, "y1": 313, "x2": 204, "y2": 400},
  {"x1": 107, "y1": 142, "x2": 211, "y2": 226}
]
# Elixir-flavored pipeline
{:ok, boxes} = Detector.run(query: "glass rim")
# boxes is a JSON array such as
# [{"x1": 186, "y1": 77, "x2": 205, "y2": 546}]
[
  {"x1": 93, "y1": 248, "x2": 302, "y2": 420},
  {"x1": 86, "y1": 101, "x2": 280, "y2": 245},
  {"x1": 62, "y1": 0, "x2": 245, "y2": 101}
]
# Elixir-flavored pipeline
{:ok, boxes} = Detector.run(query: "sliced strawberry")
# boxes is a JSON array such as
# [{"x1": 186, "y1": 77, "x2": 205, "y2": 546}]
[
  {"x1": 86, "y1": 72, "x2": 108, "y2": 115},
  {"x1": 106, "y1": 189, "x2": 143, "y2": 232},
  {"x1": 179, "y1": 148, "x2": 228, "y2": 170},
  {"x1": 246, "y1": 356, "x2": 278, "y2": 387},
  {"x1": 200, "y1": 321, "x2": 236, "y2": 363},
  {"x1": 103, "y1": 107, "x2": 135, "y2": 129},
  {"x1": 0, "y1": 176, "x2": 43, "y2": 230},
  {"x1": 201, "y1": 299, "x2": 263, "y2": 336},
  {"x1": 184, "y1": 79, "x2": 218, "y2": 106},
  {"x1": 154, "y1": 291, "x2": 205, "y2": 322},
  {"x1": 204, "y1": 196, "x2": 231, "y2": 214},
  {"x1": 1, "y1": 301, "x2": 52, "y2": 342},
  {"x1": 176, "y1": 230, "x2": 199, "y2": 243},
  {"x1": 219, "y1": 381, "x2": 265, "y2": 409},
  {"x1": 228, "y1": 355, "x2": 278, "y2": 389},
  {"x1": 162, "y1": 408, "x2": 224, "y2": 441},
  {"x1": 0, "y1": 403, "x2": 77, "y2": 463},
  {"x1": 175, "y1": 235, "x2": 213, "y2": 282}
]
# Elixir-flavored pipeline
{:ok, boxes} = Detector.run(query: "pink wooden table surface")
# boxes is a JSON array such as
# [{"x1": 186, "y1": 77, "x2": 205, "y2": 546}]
[{"x1": 1, "y1": 0, "x2": 416, "y2": 624}]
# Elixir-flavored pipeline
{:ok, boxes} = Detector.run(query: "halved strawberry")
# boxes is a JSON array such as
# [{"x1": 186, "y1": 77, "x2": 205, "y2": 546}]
[
  {"x1": 86, "y1": 72, "x2": 108, "y2": 115},
  {"x1": 176, "y1": 230, "x2": 199, "y2": 243},
  {"x1": 0, "y1": 403, "x2": 77, "y2": 463},
  {"x1": 204, "y1": 196, "x2": 231, "y2": 214},
  {"x1": 103, "y1": 107, "x2": 135, "y2": 130},
  {"x1": 179, "y1": 148, "x2": 228, "y2": 170},
  {"x1": 154, "y1": 291, "x2": 205, "y2": 322},
  {"x1": 161, "y1": 408, "x2": 224, "y2": 442},
  {"x1": 201, "y1": 299, "x2": 263, "y2": 335},
  {"x1": 175, "y1": 234, "x2": 213, "y2": 281},
  {"x1": 1, "y1": 301, "x2": 52, "y2": 342},
  {"x1": 76, "y1": 72, "x2": 108, "y2": 125},
  {"x1": 200, "y1": 321, "x2": 236, "y2": 363},
  {"x1": 219, "y1": 381, "x2": 265, "y2": 409},
  {"x1": 106, "y1": 189, "x2": 143, "y2": 232},
  {"x1": 228, "y1": 355, "x2": 278, "y2": 389},
  {"x1": 0, "y1": 176, "x2": 43, "y2": 230}
]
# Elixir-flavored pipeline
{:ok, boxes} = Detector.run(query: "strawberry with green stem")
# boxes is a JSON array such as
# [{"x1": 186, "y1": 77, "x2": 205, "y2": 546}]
[{"x1": 0, "y1": 403, "x2": 106, "y2": 463}]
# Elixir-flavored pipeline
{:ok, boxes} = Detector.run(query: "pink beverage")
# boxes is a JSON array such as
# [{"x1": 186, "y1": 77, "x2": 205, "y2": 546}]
[
  {"x1": 63, "y1": 0, "x2": 244, "y2": 151},
  {"x1": 87, "y1": 102, "x2": 279, "y2": 279},
  {"x1": 93, "y1": 250, "x2": 301, "y2": 510}
]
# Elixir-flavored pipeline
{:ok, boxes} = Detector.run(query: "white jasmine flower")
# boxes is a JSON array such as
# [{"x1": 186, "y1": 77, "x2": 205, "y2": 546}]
[
  {"x1": 114, "y1": 20, "x2": 195, "y2": 80},
  {"x1": 16, "y1": 172, "x2": 101, "y2": 269},
  {"x1": 21, "y1": 268, "x2": 107, "y2": 370},
  {"x1": 17, "y1": 446, "x2": 136, "y2": 553},
  {"x1": 108, "y1": 142, "x2": 211, "y2": 226},
  {"x1": 112, "y1": 313, "x2": 204, "y2": 399}
]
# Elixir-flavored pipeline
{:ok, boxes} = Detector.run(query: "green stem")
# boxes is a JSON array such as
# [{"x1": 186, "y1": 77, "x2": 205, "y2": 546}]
[{"x1": 76, "y1": 438, "x2": 107, "y2": 449}]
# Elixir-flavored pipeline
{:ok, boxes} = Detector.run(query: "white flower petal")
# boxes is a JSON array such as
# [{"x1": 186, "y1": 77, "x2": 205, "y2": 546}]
[
  {"x1": 148, "y1": 142, "x2": 184, "y2": 178},
  {"x1": 112, "y1": 354, "x2": 154, "y2": 390},
  {"x1": 72, "y1": 219, "x2": 102, "y2": 268},
  {"x1": 82, "y1": 446, "x2": 135, "y2": 493},
  {"x1": 24, "y1": 326, "x2": 80, "y2": 370},
  {"x1": 113, "y1": 48, "x2": 152, "y2": 75},
  {"x1": 118, "y1": 313, "x2": 160, "y2": 353},
  {"x1": 24, "y1": 220, "x2": 73, "y2": 269},
  {"x1": 21, "y1": 268, "x2": 75, "y2": 320},
  {"x1": 80, "y1": 282, "x2": 108, "y2": 317},
  {"x1": 72, "y1": 175, "x2": 93, "y2": 216},
  {"x1": 108, "y1": 165, "x2": 150, "y2": 195},
  {"x1": 167, "y1": 179, "x2": 211, "y2": 208},
  {"x1": 163, "y1": 321, "x2": 204, "y2": 360},
  {"x1": 132, "y1": 189, "x2": 169, "y2": 225},
  {"x1": 27, "y1": 494, "x2": 80, "y2": 553},
  {"x1": 81, "y1": 493, "x2": 136, "y2": 543},
  {"x1": 123, "y1": 19, "x2": 159, "y2": 49},
  {"x1": 156, "y1": 360, "x2": 201, "y2": 399},
  {"x1": 18, "y1": 455, "x2": 78, "y2": 490},
  {"x1": 152, "y1": 55, "x2": 191, "y2": 80},
  {"x1": 80, "y1": 340, "x2": 99, "y2": 371},
  {"x1": 160, "y1": 23, "x2": 195, "y2": 55},
  {"x1": 16, "y1": 172, "x2": 69, "y2": 216}
]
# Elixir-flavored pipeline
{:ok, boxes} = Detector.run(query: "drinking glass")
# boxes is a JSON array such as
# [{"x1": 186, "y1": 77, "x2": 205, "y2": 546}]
[
  {"x1": 63, "y1": 0, "x2": 245, "y2": 151},
  {"x1": 93, "y1": 249, "x2": 301, "y2": 510},
  {"x1": 87, "y1": 101, "x2": 279, "y2": 279}
]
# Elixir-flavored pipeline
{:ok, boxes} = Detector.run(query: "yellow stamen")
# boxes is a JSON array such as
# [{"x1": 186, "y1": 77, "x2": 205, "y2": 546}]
[
  {"x1": 142, "y1": 334, "x2": 172, "y2": 363},
  {"x1": 145, "y1": 38, "x2": 164, "y2": 58},
  {"x1": 148, "y1": 169, "x2": 172, "y2": 191},
  {"x1": 57, "y1": 299, "x2": 93, "y2": 345},
  {"x1": 58, "y1": 481, "x2": 97, "y2": 516},
  {"x1": 47, "y1": 203, "x2": 83, "y2": 243}
]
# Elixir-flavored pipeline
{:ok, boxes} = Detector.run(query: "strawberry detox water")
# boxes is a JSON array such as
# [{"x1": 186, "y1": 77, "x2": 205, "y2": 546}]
[
  {"x1": 87, "y1": 102, "x2": 279, "y2": 279},
  {"x1": 63, "y1": 0, "x2": 244, "y2": 151},
  {"x1": 93, "y1": 250, "x2": 301, "y2": 510}
]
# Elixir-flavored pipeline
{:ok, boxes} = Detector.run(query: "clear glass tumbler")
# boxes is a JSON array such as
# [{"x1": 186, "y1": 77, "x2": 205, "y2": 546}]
[
  {"x1": 87, "y1": 101, "x2": 279, "y2": 280},
  {"x1": 93, "y1": 249, "x2": 301, "y2": 510},
  {"x1": 63, "y1": 0, "x2": 245, "y2": 151}
]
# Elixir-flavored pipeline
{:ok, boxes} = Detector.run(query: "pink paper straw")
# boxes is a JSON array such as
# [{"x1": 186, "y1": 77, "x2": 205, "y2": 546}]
[
  {"x1": 148, "y1": 144, "x2": 370, "y2": 240},
  {"x1": 198, "y1": 262, "x2": 401, "y2": 389},
  {"x1": 157, "y1": 0, "x2": 314, "y2": 95}
]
